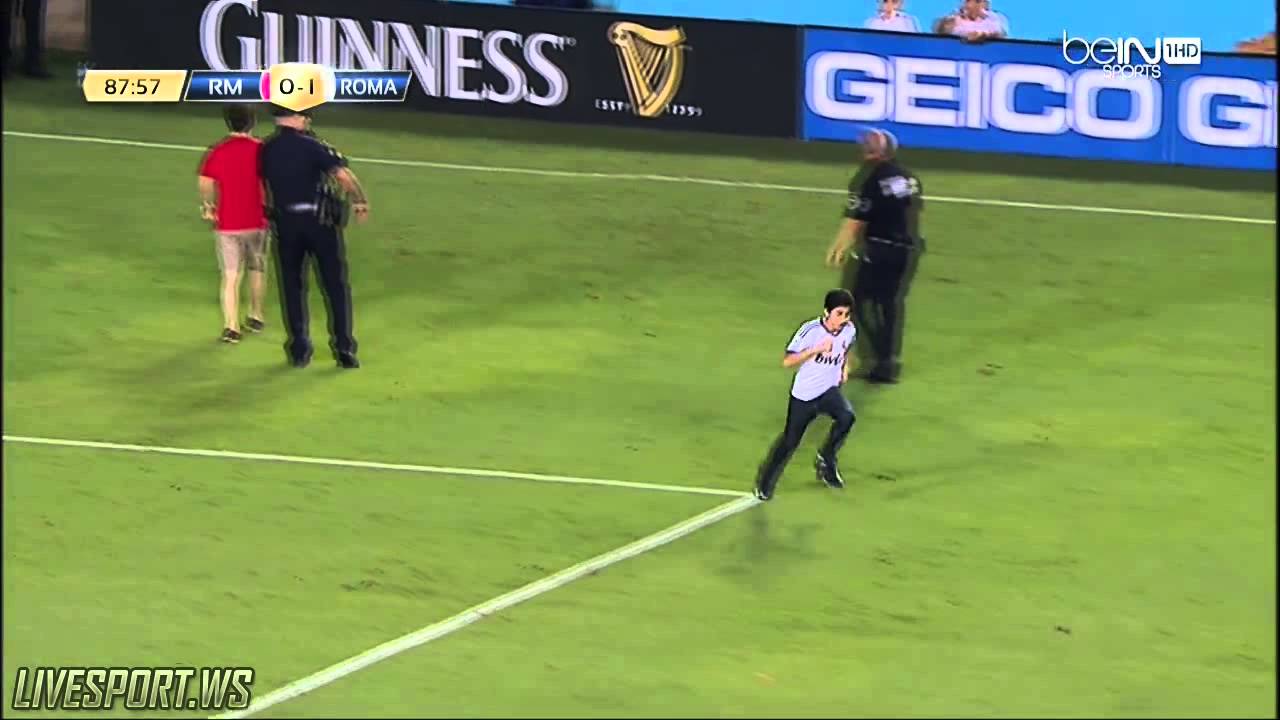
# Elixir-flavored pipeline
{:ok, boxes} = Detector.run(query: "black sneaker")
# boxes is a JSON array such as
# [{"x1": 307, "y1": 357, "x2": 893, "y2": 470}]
[
  {"x1": 220, "y1": 328, "x2": 242, "y2": 344},
  {"x1": 244, "y1": 317, "x2": 265, "y2": 333},
  {"x1": 815, "y1": 455, "x2": 845, "y2": 489},
  {"x1": 753, "y1": 485, "x2": 773, "y2": 502},
  {"x1": 336, "y1": 353, "x2": 360, "y2": 369}
]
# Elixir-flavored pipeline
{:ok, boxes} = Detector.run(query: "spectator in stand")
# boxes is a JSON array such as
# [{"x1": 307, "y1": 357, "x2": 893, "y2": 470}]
[
  {"x1": 982, "y1": 0, "x2": 1010, "y2": 37},
  {"x1": 937, "y1": 0, "x2": 1005, "y2": 42},
  {"x1": 1235, "y1": 30, "x2": 1276, "y2": 54},
  {"x1": 863, "y1": 0, "x2": 922, "y2": 33}
]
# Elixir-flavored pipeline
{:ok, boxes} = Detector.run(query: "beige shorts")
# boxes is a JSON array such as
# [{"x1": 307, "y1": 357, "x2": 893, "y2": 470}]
[{"x1": 216, "y1": 230, "x2": 269, "y2": 273}]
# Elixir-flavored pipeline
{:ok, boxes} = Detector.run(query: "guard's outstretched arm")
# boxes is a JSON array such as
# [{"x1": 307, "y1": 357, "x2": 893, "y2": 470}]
[{"x1": 332, "y1": 167, "x2": 369, "y2": 221}]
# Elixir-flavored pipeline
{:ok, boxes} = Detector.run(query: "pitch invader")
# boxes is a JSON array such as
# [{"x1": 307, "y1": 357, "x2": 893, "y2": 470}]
[{"x1": 753, "y1": 289, "x2": 859, "y2": 501}]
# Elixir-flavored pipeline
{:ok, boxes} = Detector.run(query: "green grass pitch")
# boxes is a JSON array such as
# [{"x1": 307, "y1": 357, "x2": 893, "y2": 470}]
[{"x1": 2, "y1": 57, "x2": 1275, "y2": 717}]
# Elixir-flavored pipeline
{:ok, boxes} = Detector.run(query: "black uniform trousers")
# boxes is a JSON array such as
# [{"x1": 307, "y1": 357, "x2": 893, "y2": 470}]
[
  {"x1": 272, "y1": 214, "x2": 357, "y2": 362},
  {"x1": 843, "y1": 240, "x2": 920, "y2": 378},
  {"x1": 756, "y1": 386, "x2": 856, "y2": 496},
  {"x1": 1, "y1": 0, "x2": 46, "y2": 74}
]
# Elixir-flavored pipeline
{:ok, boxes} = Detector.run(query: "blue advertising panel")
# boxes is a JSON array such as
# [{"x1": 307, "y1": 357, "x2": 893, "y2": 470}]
[{"x1": 800, "y1": 29, "x2": 1277, "y2": 170}]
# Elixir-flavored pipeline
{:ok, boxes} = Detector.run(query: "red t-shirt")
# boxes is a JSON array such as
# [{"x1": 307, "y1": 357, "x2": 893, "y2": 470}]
[{"x1": 198, "y1": 135, "x2": 267, "y2": 232}]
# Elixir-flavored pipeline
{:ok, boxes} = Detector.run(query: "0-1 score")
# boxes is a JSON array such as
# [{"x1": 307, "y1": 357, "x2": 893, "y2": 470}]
[
  {"x1": 264, "y1": 63, "x2": 332, "y2": 112},
  {"x1": 277, "y1": 77, "x2": 314, "y2": 95}
]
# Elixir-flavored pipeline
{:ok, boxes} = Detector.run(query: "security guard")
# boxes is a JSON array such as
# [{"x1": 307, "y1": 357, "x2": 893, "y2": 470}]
[
  {"x1": 259, "y1": 106, "x2": 369, "y2": 369},
  {"x1": 824, "y1": 129, "x2": 924, "y2": 384}
]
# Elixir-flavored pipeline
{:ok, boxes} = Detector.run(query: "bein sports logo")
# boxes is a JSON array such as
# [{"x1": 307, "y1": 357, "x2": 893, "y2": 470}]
[{"x1": 1061, "y1": 32, "x2": 1201, "y2": 79}]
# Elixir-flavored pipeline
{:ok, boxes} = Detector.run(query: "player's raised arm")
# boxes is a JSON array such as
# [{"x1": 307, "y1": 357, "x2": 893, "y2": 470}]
[
  {"x1": 783, "y1": 318, "x2": 832, "y2": 368},
  {"x1": 784, "y1": 334, "x2": 833, "y2": 368}
]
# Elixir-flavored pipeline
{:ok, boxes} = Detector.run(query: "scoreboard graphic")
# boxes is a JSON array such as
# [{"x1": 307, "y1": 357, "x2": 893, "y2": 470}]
[{"x1": 81, "y1": 63, "x2": 412, "y2": 112}]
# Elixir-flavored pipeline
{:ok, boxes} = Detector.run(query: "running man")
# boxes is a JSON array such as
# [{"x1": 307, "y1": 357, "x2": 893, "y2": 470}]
[{"x1": 753, "y1": 289, "x2": 859, "y2": 501}]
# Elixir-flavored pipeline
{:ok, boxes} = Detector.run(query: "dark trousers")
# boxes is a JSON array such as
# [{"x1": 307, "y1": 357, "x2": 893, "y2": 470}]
[
  {"x1": 272, "y1": 217, "x2": 357, "y2": 362},
  {"x1": 843, "y1": 242, "x2": 920, "y2": 378},
  {"x1": 756, "y1": 386, "x2": 856, "y2": 496},
  {"x1": 1, "y1": 0, "x2": 45, "y2": 74}
]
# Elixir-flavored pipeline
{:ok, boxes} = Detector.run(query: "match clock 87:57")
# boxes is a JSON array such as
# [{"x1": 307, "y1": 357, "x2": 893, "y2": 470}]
[{"x1": 82, "y1": 70, "x2": 188, "y2": 102}]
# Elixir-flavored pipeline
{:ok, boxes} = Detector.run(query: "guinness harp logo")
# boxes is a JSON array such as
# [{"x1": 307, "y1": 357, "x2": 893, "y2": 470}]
[{"x1": 608, "y1": 21, "x2": 687, "y2": 118}]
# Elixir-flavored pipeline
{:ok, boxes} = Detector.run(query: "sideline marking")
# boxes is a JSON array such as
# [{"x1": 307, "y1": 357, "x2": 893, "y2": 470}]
[
  {"x1": 210, "y1": 494, "x2": 761, "y2": 718},
  {"x1": 1, "y1": 435, "x2": 748, "y2": 498},
  {"x1": 3, "y1": 130, "x2": 1273, "y2": 226}
]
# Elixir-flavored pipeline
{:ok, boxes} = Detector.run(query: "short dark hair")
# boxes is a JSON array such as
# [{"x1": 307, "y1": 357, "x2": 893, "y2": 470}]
[
  {"x1": 223, "y1": 104, "x2": 255, "y2": 132},
  {"x1": 824, "y1": 288, "x2": 854, "y2": 312}
]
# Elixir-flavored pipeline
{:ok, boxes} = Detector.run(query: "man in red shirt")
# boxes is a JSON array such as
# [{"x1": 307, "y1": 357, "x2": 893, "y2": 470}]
[{"x1": 198, "y1": 104, "x2": 269, "y2": 343}]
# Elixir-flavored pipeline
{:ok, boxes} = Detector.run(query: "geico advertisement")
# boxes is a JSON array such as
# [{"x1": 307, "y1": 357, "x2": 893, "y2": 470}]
[{"x1": 801, "y1": 29, "x2": 1276, "y2": 171}]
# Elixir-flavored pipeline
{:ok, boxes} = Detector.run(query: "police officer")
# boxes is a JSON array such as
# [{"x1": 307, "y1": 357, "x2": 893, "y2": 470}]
[
  {"x1": 824, "y1": 129, "x2": 924, "y2": 384},
  {"x1": 260, "y1": 106, "x2": 369, "y2": 369}
]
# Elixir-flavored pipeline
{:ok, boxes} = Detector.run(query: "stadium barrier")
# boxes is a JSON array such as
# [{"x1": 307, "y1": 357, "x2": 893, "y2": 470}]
[{"x1": 88, "y1": 0, "x2": 1276, "y2": 170}]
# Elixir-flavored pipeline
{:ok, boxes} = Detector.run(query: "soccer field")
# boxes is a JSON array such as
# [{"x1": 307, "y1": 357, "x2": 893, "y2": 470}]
[{"x1": 3, "y1": 60, "x2": 1276, "y2": 718}]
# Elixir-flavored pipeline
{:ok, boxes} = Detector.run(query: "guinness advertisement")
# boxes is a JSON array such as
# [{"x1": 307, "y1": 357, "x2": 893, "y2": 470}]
[{"x1": 89, "y1": 0, "x2": 799, "y2": 138}]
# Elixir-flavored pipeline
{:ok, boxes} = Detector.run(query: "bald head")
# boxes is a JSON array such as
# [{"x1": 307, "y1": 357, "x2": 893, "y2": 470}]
[{"x1": 861, "y1": 128, "x2": 898, "y2": 163}]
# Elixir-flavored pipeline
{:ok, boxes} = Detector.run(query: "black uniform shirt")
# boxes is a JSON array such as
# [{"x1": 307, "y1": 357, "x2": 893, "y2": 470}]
[
  {"x1": 259, "y1": 126, "x2": 348, "y2": 221},
  {"x1": 843, "y1": 160, "x2": 925, "y2": 250}
]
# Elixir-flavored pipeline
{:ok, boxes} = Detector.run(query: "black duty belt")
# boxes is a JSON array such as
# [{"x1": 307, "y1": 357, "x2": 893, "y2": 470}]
[{"x1": 867, "y1": 235, "x2": 915, "y2": 249}]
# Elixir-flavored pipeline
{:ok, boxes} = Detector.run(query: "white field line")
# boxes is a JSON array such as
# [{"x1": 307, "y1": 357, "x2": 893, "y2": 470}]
[
  {"x1": 210, "y1": 493, "x2": 760, "y2": 719},
  {"x1": 2, "y1": 130, "x2": 1273, "y2": 226},
  {"x1": 0, "y1": 435, "x2": 748, "y2": 498}
]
